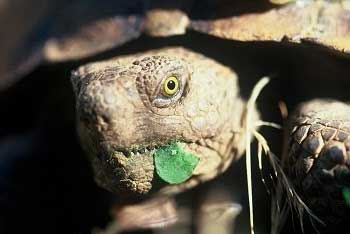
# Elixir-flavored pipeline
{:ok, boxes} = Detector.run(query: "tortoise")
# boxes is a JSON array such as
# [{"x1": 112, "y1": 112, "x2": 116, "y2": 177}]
[{"x1": 1, "y1": 0, "x2": 350, "y2": 233}]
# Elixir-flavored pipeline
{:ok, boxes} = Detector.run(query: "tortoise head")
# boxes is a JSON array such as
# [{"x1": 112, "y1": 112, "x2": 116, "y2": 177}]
[{"x1": 71, "y1": 47, "x2": 247, "y2": 197}]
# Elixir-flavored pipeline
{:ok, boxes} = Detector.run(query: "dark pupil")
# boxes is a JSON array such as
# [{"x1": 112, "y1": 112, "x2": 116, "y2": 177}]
[{"x1": 167, "y1": 80, "x2": 176, "y2": 90}]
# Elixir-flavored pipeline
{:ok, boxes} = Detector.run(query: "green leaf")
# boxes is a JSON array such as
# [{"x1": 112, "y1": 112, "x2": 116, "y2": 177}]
[
  {"x1": 154, "y1": 142, "x2": 199, "y2": 184},
  {"x1": 343, "y1": 187, "x2": 350, "y2": 207}
]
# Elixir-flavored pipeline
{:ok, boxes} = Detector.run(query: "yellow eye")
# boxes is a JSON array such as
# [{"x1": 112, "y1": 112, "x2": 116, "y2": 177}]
[{"x1": 163, "y1": 76, "x2": 179, "y2": 96}]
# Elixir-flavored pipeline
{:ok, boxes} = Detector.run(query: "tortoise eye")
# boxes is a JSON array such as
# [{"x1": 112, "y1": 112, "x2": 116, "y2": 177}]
[{"x1": 163, "y1": 76, "x2": 179, "y2": 96}]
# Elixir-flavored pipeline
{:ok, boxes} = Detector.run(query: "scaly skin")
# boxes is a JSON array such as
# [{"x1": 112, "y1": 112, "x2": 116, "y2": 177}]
[
  {"x1": 71, "y1": 47, "x2": 252, "y2": 197},
  {"x1": 285, "y1": 99, "x2": 350, "y2": 225}
]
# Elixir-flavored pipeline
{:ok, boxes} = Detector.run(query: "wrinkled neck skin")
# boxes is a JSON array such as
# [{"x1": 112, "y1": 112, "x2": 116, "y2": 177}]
[{"x1": 71, "y1": 47, "x2": 251, "y2": 199}]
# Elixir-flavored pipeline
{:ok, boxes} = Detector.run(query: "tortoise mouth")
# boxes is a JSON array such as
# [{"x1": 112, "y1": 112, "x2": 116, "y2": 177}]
[
  {"x1": 109, "y1": 147, "x2": 156, "y2": 195},
  {"x1": 112, "y1": 139, "x2": 220, "y2": 158},
  {"x1": 116, "y1": 144, "x2": 161, "y2": 158},
  {"x1": 104, "y1": 140, "x2": 222, "y2": 195}
]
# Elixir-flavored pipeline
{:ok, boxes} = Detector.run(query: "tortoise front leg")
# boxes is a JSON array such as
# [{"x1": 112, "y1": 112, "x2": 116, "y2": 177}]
[
  {"x1": 196, "y1": 187, "x2": 242, "y2": 234},
  {"x1": 284, "y1": 99, "x2": 350, "y2": 228}
]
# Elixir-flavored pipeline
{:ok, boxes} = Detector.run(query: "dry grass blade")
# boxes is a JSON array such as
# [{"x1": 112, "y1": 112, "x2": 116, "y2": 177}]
[
  {"x1": 254, "y1": 121, "x2": 281, "y2": 129},
  {"x1": 270, "y1": 102, "x2": 324, "y2": 234},
  {"x1": 244, "y1": 77, "x2": 323, "y2": 234},
  {"x1": 244, "y1": 77, "x2": 270, "y2": 234},
  {"x1": 269, "y1": 149, "x2": 324, "y2": 234}
]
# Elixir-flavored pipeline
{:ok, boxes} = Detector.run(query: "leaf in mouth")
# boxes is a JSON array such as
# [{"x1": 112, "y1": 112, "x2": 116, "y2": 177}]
[{"x1": 154, "y1": 142, "x2": 199, "y2": 184}]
